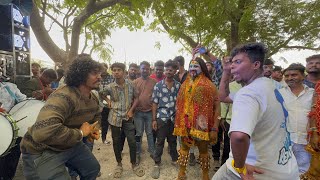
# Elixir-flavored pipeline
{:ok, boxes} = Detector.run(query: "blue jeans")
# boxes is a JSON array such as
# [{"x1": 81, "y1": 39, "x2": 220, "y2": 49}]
[
  {"x1": 134, "y1": 111, "x2": 155, "y2": 156},
  {"x1": 69, "y1": 137, "x2": 94, "y2": 177},
  {"x1": 22, "y1": 141, "x2": 100, "y2": 180},
  {"x1": 292, "y1": 143, "x2": 311, "y2": 173}
]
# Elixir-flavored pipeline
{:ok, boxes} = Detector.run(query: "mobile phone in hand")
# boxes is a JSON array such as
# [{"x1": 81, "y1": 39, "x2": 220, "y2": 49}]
[{"x1": 199, "y1": 47, "x2": 207, "y2": 54}]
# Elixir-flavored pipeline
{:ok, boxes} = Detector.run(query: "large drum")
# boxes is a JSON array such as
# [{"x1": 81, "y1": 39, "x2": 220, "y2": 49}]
[
  {"x1": 0, "y1": 112, "x2": 18, "y2": 157},
  {"x1": 9, "y1": 99, "x2": 45, "y2": 137}
]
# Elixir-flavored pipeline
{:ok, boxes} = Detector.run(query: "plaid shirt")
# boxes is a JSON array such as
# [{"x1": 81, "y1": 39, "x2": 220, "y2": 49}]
[
  {"x1": 212, "y1": 59, "x2": 223, "y2": 88},
  {"x1": 99, "y1": 73, "x2": 114, "y2": 92},
  {"x1": 102, "y1": 79, "x2": 135, "y2": 127}
]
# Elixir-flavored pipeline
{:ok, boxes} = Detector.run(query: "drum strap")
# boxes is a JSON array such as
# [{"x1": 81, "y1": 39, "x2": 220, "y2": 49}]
[{"x1": 4, "y1": 85, "x2": 18, "y2": 103}]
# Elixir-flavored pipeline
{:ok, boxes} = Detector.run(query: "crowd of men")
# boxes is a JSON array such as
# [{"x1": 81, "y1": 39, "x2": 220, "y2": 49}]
[{"x1": 0, "y1": 42, "x2": 320, "y2": 180}]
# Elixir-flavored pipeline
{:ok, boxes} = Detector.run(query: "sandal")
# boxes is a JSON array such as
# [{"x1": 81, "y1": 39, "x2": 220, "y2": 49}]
[
  {"x1": 133, "y1": 165, "x2": 145, "y2": 177},
  {"x1": 104, "y1": 140, "x2": 112, "y2": 145},
  {"x1": 150, "y1": 165, "x2": 160, "y2": 179},
  {"x1": 113, "y1": 165, "x2": 123, "y2": 178}
]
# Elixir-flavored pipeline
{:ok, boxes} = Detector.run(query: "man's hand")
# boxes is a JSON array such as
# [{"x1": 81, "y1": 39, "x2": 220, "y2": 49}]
[
  {"x1": 43, "y1": 86, "x2": 54, "y2": 95},
  {"x1": 152, "y1": 120, "x2": 157, "y2": 131},
  {"x1": 127, "y1": 110, "x2": 134, "y2": 120},
  {"x1": 220, "y1": 118, "x2": 226, "y2": 132},
  {"x1": 239, "y1": 164, "x2": 264, "y2": 180},
  {"x1": 209, "y1": 131, "x2": 218, "y2": 145},
  {"x1": 222, "y1": 56, "x2": 232, "y2": 71},
  {"x1": 310, "y1": 132, "x2": 320, "y2": 151},
  {"x1": 32, "y1": 90, "x2": 44, "y2": 100},
  {"x1": 80, "y1": 121, "x2": 99, "y2": 137}
]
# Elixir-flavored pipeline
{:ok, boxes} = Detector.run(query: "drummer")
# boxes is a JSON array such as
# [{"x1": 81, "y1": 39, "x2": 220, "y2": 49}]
[
  {"x1": 0, "y1": 67, "x2": 27, "y2": 179},
  {"x1": 21, "y1": 69, "x2": 57, "y2": 100}
]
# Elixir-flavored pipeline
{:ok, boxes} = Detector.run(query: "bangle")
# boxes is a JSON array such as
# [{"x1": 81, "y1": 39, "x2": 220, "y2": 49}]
[
  {"x1": 231, "y1": 159, "x2": 247, "y2": 175},
  {"x1": 210, "y1": 127, "x2": 218, "y2": 132},
  {"x1": 309, "y1": 127, "x2": 318, "y2": 131}
]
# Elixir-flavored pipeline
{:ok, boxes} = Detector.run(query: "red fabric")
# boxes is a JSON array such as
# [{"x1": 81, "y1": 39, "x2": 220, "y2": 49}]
[{"x1": 150, "y1": 73, "x2": 165, "y2": 82}]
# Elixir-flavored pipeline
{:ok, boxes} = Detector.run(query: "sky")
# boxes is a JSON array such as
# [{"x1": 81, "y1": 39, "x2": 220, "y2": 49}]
[{"x1": 30, "y1": 27, "x2": 319, "y2": 69}]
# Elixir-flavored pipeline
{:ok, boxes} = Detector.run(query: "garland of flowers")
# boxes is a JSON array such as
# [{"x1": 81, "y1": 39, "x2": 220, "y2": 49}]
[{"x1": 308, "y1": 82, "x2": 320, "y2": 138}]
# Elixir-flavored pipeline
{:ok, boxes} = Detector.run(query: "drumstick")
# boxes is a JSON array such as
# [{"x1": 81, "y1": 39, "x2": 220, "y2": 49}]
[
  {"x1": 90, "y1": 121, "x2": 99, "y2": 131},
  {"x1": 16, "y1": 116, "x2": 27, "y2": 122}
]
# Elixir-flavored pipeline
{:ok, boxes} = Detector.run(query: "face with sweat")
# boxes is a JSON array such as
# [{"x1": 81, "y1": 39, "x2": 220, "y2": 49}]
[{"x1": 189, "y1": 60, "x2": 202, "y2": 79}]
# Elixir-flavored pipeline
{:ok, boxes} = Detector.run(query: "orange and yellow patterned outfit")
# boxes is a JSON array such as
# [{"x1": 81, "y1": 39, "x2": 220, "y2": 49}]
[
  {"x1": 301, "y1": 82, "x2": 320, "y2": 180},
  {"x1": 173, "y1": 73, "x2": 219, "y2": 180}
]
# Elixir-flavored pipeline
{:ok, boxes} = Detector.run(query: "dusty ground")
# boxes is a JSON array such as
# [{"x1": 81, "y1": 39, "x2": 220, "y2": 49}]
[{"x1": 14, "y1": 134, "x2": 218, "y2": 180}]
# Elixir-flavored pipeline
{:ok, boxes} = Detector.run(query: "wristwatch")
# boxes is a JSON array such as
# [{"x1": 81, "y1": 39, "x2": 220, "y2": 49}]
[{"x1": 231, "y1": 160, "x2": 247, "y2": 175}]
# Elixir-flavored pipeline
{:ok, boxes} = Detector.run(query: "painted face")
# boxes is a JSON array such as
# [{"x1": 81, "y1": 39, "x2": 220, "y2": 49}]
[{"x1": 188, "y1": 60, "x2": 202, "y2": 78}]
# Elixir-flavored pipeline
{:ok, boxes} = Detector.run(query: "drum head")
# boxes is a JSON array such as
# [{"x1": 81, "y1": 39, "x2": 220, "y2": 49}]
[
  {"x1": 9, "y1": 99, "x2": 45, "y2": 137},
  {"x1": 0, "y1": 114, "x2": 14, "y2": 156}
]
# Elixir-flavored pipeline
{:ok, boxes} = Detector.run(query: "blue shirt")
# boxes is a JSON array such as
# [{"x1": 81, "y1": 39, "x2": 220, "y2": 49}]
[
  {"x1": 152, "y1": 79, "x2": 180, "y2": 122},
  {"x1": 303, "y1": 79, "x2": 315, "y2": 88},
  {"x1": 212, "y1": 59, "x2": 223, "y2": 88}
]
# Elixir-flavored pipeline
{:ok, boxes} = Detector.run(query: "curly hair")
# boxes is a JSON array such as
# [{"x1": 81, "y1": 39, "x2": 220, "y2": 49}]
[{"x1": 64, "y1": 54, "x2": 103, "y2": 87}]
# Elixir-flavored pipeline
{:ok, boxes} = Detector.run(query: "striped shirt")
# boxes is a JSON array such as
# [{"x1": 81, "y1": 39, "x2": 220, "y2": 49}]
[{"x1": 103, "y1": 79, "x2": 135, "y2": 127}]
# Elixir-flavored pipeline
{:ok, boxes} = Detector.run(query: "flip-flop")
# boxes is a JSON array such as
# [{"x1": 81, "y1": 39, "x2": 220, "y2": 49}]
[
  {"x1": 113, "y1": 165, "x2": 123, "y2": 178},
  {"x1": 133, "y1": 165, "x2": 145, "y2": 177}
]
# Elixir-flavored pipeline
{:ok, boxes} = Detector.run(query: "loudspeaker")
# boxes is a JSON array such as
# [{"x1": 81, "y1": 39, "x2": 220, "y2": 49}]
[{"x1": 0, "y1": 5, "x2": 13, "y2": 52}]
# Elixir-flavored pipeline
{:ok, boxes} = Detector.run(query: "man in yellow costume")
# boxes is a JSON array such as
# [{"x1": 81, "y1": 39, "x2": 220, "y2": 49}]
[
  {"x1": 174, "y1": 57, "x2": 220, "y2": 180},
  {"x1": 301, "y1": 81, "x2": 320, "y2": 180}
]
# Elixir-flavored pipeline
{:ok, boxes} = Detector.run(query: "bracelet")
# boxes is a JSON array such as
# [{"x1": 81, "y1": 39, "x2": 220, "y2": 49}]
[
  {"x1": 231, "y1": 159, "x2": 247, "y2": 175},
  {"x1": 210, "y1": 127, "x2": 218, "y2": 132}
]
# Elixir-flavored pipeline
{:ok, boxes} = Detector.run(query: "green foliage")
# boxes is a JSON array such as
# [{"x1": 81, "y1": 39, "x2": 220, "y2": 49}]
[
  {"x1": 150, "y1": 0, "x2": 320, "y2": 57},
  {"x1": 34, "y1": 0, "x2": 150, "y2": 63}
]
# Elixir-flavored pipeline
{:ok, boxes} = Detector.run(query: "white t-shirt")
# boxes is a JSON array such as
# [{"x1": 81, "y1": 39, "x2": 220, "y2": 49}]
[
  {"x1": 226, "y1": 77, "x2": 299, "y2": 180},
  {"x1": 279, "y1": 85, "x2": 314, "y2": 145}
]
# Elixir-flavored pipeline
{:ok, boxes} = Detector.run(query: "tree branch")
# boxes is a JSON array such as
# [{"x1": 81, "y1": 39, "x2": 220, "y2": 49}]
[
  {"x1": 283, "y1": 46, "x2": 320, "y2": 51},
  {"x1": 68, "y1": 0, "x2": 126, "y2": 63},
  {"x1": 31, "y1": 4, "x2": 67, "y2": 64}
]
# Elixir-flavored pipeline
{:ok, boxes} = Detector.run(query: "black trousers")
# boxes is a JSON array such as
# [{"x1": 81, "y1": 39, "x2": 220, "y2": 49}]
[
  {"x1": 110, "y1": 120, "x2": 136, "y2": 164},
  {"x1": 101, "y1": 107, "x2": 110, "y2": 142},
  {"x1": 0, "y1": 137, "x2": 22, "y2": 180},
  {"x1": 153, "y1": 120, "x2": 178, "y2": 164},
  {"x1": 211, "y1": 121, "x2": 230, "y2": 165},
  {"x1": 221, "y1": 122, "x2": 230, "y2": 165}
]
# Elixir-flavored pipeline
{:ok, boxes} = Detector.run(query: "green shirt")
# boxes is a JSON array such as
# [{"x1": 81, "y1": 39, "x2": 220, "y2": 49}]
[{"x1": 220, "y1": 81, "x2": 242, "y2": 124}]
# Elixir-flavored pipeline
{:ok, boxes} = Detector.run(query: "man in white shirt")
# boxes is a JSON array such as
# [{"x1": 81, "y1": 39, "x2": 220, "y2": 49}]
[
  {"x1": 212, "y1": 42, "x2": 299, "y2": 180},
  {"x1": 0, "y1": 66, "x2": 27, "y2": 179},
  {"x1": 279, "y1": 63, "x2": 313, "y2": 173}
]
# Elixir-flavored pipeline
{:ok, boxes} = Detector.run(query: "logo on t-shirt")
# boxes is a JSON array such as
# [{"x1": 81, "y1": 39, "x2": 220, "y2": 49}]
[{"x1": 274, "y1": 89, "x2": 293, "y2": 165}]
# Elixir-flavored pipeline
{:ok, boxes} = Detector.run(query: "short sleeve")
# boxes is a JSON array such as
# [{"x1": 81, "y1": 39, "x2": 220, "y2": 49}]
[
  {"x1": 229, "y1": 91, "x2": 261, "y2": 137},
  {"x1": 152, "y1": 84, "x2": 159, "y2": 104}
]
